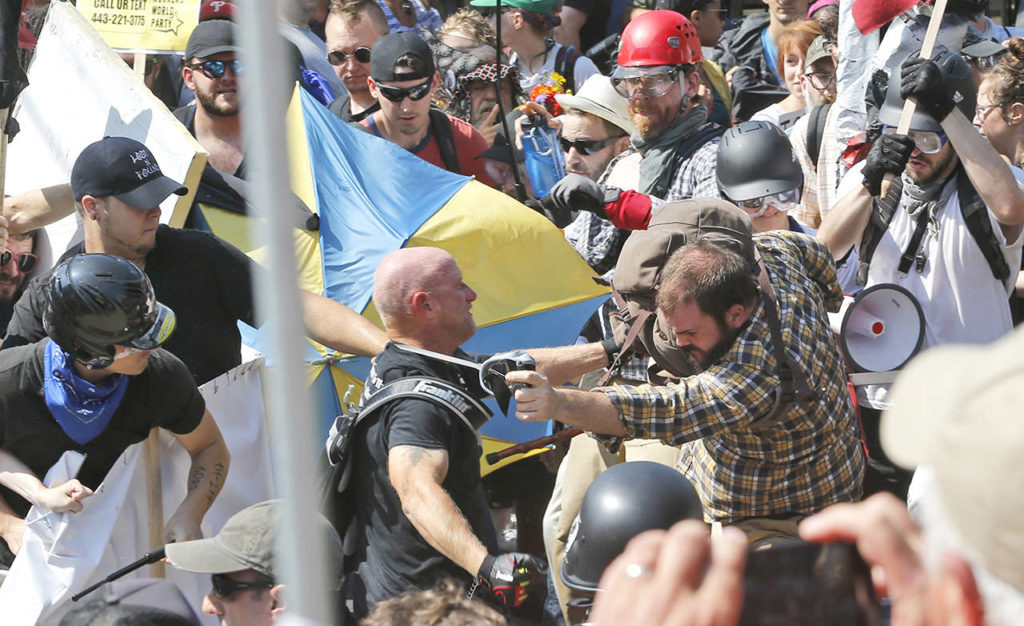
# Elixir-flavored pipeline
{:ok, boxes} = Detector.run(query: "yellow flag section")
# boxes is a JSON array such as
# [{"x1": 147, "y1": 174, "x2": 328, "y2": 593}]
[{"x1": 76, "y1": 0, "x2": 201, "y2": 52}]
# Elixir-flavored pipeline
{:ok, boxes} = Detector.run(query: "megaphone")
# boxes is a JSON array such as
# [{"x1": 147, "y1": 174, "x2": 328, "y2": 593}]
[{"x1": 828, "y1": 283, "x2": 925, "y2": 373}]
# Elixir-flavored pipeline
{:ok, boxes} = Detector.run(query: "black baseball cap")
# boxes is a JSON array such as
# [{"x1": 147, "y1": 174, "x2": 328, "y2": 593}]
[
  {"x1": 371, "y1": 32, "x2": 436, "y2": 82},
  {"x1": 185, "y1": 19, "x2": 239, "y2": 61},
  {"x1": 71, "y1": 137, "x2": 187, "y2": 209}
]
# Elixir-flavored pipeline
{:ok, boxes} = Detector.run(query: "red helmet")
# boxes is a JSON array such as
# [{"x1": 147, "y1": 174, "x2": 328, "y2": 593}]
[{"x1": 616, "y1": 10, "x2": 702, "y2": 69}]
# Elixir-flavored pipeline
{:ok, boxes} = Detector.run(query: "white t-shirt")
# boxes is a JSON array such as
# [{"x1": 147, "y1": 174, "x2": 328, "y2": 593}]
[
  {"x1": 834, "y1": 162, "x2": 1024, "y2": 405},
  {"x1": 512, "y1": 43, "x2": 600, "y2": 95}
]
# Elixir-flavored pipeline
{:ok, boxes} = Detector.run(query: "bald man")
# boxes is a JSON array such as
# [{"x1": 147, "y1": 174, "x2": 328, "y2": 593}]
[{"x1": 345, "y1": 247, "x2": 544, "y2": 617}]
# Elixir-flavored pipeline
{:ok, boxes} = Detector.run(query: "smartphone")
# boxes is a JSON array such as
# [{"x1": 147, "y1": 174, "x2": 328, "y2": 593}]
[{"x1": 739, "y1": 540, "x2": 879, "y2": 626}]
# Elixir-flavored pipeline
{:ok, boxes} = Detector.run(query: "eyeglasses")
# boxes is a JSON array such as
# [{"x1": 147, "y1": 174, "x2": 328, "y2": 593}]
[
  {"x1": 327, "y1": 46, "x2": 371, "y2": 66},
  {"x1": 881, "y1": 126, "x2": 949, "y2": 154},
  {"x1": 375, "y1": 77, "x2": 433, "y2": 102},
  {"x1": 804, "y1": 71, "x2": 836, "y2": 91},
  {"x1": 0, "y1": 251, "x2": 37, "y2": 273},
  {"x1": 211, "y1": 574, "x2": 275, "y2": 600},
  {"x1": 737, "y1": 188, "x2": 800, "y2": 217},
  {"x1": 611, "y1": 69, "x2": 679, "y2": 99},
  {"x1": 975, "y1": 103, "x2": 1003, "y2": 119},
  {"x1": 189, "y1": 59, "x2": 243, "y2": 79},
  {"x1": 559, "y1": 135, "x2": 626, "y2": 156}
]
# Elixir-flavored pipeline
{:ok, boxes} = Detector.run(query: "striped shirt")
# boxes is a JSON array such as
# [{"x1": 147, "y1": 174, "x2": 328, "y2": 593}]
[{"x1": 596, "y1": 231, "x2": 864, "y2": 522}]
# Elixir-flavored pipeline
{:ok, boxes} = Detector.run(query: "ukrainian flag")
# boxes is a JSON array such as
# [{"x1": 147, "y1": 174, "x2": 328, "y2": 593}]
[{"x1": 202, "y1": 87, "x2": 609, "y2": 473}]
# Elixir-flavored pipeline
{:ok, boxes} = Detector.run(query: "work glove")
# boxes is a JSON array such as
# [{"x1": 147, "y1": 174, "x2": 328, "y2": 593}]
[
  {"x1": 475, "y1": 552, "x2": 548, "y2": 609},
  {"x1": 861, "y1": 134, "x2": 915, "y2": 197},
  {"x1": 541, "y1": 173, "x2": 621, "y2": 221},
  {"x1": 900, "y1": 57, "x2": 957, "y2": 123}
]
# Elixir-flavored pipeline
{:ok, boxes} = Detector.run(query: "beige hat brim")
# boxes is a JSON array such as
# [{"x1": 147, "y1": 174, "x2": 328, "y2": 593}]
[{"x1": 554, "y1": 93, "x2": 636, "y2": 137}]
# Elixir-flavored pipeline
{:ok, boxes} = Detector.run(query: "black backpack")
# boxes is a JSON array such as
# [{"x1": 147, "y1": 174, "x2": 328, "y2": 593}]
[
  {"x1": 319, "y1": 376, "x2": 491, "y2": 566},
  {"x1": 554, "y1": 44, "x2": 581, "y2": 92}
]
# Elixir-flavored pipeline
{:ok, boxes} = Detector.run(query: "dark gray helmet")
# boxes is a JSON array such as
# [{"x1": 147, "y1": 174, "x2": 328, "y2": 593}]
[
  {"x1": 878, "y1": 46, "x2": 976, "y2": 132},
  {"x1": 561, "y1": 461, "x2": 703, "y2": 594},
  {"x1": 716, "y1": 120, "x2": 803, "y2": 202},
  {"x1": 44, "y1": 254, "x2": 176, "y2": 369}
]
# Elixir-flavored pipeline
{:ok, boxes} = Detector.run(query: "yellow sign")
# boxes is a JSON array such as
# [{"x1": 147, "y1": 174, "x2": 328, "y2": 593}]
[{"x1": 77, "y1": 0, "x2": 201, "y2": 53}]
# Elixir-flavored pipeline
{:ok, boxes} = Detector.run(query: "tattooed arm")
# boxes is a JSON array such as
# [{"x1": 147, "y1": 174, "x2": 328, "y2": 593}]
[
  {"x1": 164, "y1": 409, "x2": 231, "y2": 543},
  {"x1": 388, "y1": 445, "x2": 490, "y2": 576}
]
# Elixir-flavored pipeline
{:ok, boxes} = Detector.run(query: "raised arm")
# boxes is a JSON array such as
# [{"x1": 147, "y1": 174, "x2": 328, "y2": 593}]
[
  {"x1": 299, "y1": 291, "x2": 388, "y2": 358},
  {"x1": 0, "y1": 449, "x2": 92, "y2": 513},
  {"x1": 5, "y1": 183, "x2": 75, "y2": 234},
  {"x1": 165, "y1": 409, "x2": 230, "y2": 543}
]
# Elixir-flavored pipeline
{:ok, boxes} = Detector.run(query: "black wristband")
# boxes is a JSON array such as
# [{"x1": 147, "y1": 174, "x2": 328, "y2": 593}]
[
  {"x1": 477, "y1": 554, "x2": 496, "y2": 581},
  {"x1": 600, "y1": 337, "x2": 620, "y2": 364}
]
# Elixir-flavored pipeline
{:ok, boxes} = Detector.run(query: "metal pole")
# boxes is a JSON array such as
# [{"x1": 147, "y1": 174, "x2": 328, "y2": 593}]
[{"x1": 236, "y1": 1, "x2": 333, "y2": 623}]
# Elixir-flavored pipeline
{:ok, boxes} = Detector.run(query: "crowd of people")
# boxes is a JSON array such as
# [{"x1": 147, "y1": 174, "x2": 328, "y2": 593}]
[{"x1": 2, "y1": 0, "x2": 1024, "y2": 624}]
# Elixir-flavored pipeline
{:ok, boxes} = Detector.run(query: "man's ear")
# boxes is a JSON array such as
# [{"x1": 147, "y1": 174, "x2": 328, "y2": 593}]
[
  {"x1": 689, "y1": 9, "x2": 702, "y2": 26},
  {"x1": 270, "y1": 584, "x2": 287, "y2": 619},
  {"x1": 182, "y1": 64, "x2": 196, "y2": 91},
  {"x1": 724, "y1": 302, "x2": 750, "y2": 330},
  {"x1": 411, "y1": 291, "x2": 432, "y2": 315},
  {"x1": 367, "y1": 76, "x2": 380, "y2": 99},
  {"x1": 684, "y1": 69, "x2": 702, "y2": 101},
  {"x1": 614, "y1": 135, "x2": 631, "y2": 154},
  {"x1": 81, "y1": 195, "x2": 100, "y2": 221}
]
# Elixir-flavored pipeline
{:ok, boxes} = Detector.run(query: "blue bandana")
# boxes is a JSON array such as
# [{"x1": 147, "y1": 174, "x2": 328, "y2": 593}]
[{"x1": 43, "y1": 340, "x2": 129, "y2": 446}]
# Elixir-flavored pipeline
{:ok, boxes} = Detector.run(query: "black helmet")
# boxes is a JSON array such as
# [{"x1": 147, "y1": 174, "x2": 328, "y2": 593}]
[
  {"x1": 879, "y1": 46, "x2": 976, "y2": 132},
  {"x1": 561, "y1": 462, "x2": 703, "y2": 594},
  {"x1": 716, "y1": 121, "x2": 803, "y2": 203},
  {"x1": 44, "y1": 254, "x2": 176, "y2": 369}
]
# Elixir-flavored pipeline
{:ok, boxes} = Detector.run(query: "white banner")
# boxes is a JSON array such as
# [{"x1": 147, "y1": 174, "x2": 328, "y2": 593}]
[
  {"x1": 0, "y1": 358, "x2": 273, "y2": 624},
  {"x1": 7, "y1": 1, "x2": 206, "y2": 260}
]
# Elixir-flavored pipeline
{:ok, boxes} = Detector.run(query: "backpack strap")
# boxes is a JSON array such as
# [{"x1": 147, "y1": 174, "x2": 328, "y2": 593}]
[
  {"x1": 596, "y1": 286, "x2": 651, "y2": 387},
  {"x1": 805, "y1": 103, "x2": 831, "y2": 166},
  {"x1": 554, "y1": 44, "x2": 580, "y2": 92},
  {"x1": 755, "y1": 258, "x2": 817, "y2": 424},
  {"x1": 956, "y1": 166, "x2": 1010, "y2": 283},
  {"x1": 428, "y1": 108, "x2": 461, "y2": 175},
  {"x1": 856, "y1": 175, "x2": 903, "y2": 286}
]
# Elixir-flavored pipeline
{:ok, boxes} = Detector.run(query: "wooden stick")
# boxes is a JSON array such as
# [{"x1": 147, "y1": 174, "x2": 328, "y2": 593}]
[
  {"x1": 485, "y1": 428, "x2": 583, "y2": 465},
  {"x1": 879, "y1": 0, "x2": 949, "y2": 199}
]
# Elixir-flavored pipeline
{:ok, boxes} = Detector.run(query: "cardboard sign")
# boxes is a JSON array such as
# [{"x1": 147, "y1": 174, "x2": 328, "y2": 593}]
[{"x1": 76, "y1": 0, "x2": 201, "y2": 53}]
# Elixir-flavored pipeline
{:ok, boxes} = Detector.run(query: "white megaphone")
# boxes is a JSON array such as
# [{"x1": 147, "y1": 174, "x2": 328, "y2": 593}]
[{"x1": 827, "y1": 284, "x2": 925, "y2": 373}]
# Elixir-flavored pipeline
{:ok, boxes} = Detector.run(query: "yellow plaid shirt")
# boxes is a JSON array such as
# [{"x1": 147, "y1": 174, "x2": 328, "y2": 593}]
[{"x1": 598, "y1": 231, "x2": 864, "y2": 522}]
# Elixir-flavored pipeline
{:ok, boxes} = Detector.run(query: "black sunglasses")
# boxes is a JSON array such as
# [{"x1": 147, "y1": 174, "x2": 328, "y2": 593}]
[
  {"x1": 0, "y1": 251, "x2": 37, "y2": 273},
  {"x1": 559, "y1": 135, "x2": 626, "y2": 156},
  {"x1": 328, "y1": 46, "x2": 371, "y2": 66},
  {"x1": 375, "y1": 77, "x2": 433, "y2": 102},
  {"x1": 190, "y1": 59, "x2": 243, "y2": 79},
  {"x1": 211, "y1": 574, "x2": 274, "y2": 599}
]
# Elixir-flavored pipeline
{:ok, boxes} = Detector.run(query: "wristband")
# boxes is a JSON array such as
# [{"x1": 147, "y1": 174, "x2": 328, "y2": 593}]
[
  {"x1": 477, "y1": 554, "x2": 496, "y2": 580},
  {"x1": 600, "y1": 337, "x2": 620, "y2": 364}
]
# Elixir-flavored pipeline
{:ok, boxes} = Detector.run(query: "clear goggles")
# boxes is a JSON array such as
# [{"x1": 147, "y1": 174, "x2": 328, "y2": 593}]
[
  {"x1": 737, "y1": 188, "x2": 800, "y2": 217},
  {"x1": 881, "y1": 126, "x2": 948, "y2": 154},
  {"x1": 611, "y1": 68, "x2": 679, "y2": 99}
]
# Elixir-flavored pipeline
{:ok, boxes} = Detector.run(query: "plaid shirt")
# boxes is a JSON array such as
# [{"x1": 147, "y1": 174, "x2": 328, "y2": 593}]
[{"x1": 596, "y1": 231, "x2": 864, "y2": 522}]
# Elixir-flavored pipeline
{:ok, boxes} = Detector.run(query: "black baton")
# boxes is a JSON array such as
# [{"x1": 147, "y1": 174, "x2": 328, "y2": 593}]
[{"x1": 71, "y1": 546, "x2": 166, "y2": 601}]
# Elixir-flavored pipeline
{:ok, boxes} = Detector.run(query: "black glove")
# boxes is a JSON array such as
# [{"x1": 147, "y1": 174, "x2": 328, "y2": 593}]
[
  {"x1": 861, "y1": 134, "x2": 915, "y2": 196},
  {"x1": 476, "y1": 552, "x2": 548, "y2": 609},
  {"x1": 900, "y1": 57, "x2": 956, "y2": 123},
  {"x1": 541, "y1": 173, "x2": 621, "y2": 221}
]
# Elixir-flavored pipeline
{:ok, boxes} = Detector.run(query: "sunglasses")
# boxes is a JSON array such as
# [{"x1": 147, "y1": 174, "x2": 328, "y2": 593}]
[
  {"x1": 375, "y1": 77, "x2": 433, "y2": 102},
  {"x1": 0, "y1": 251, "x2": 37, "y2": 273},
  {"x1": 611, "y1": 69, "x2": 679, "y2": 99},
  {"x1": 327, "y1": 46, "x2": 371, "y2": 66},
  {"x1": 738, "y1": 188, "x2": 800, "y2": 217},
  {"x1": 211, "y1": 574, "x2": 274, "y2": 600},
  {"x1": 190, "y1": 59, "x2": 243, "y2": 79},
  {"x1": 881, "y1": 126, "x2": 948, "y2": 154},
  {"x1": 559, "y1": 135, "x2": 626, "y2": 156}
]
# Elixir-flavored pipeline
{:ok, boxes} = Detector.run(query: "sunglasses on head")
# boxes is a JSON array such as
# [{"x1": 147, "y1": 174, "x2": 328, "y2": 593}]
[
  {"x1": 559, "y1": 135, "x2": 626, "y2": 156},
  {"x1": 190, "y1": 59, "x2": 243, "y2": 79},
  {"x1": 211, "y1": 574, "x2": 274, "y2": 600},
  {"x1": 375, "y1": 77, "x2": 433, "y2": 102},
  {"x1": 0, "y1": 251, "x2": 37, "y2": 273},
  {"x1": 328, "y1": 46, "x2": 371, "y2": 66}
]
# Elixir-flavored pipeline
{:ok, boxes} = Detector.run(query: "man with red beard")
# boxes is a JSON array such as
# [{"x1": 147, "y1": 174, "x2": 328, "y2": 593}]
[
  {"x1": 177, "y1": 20, "x2": 244, "y2": 177},
  {"x1": 541, "y1": 11, "x2": 724, "y2": 236}
]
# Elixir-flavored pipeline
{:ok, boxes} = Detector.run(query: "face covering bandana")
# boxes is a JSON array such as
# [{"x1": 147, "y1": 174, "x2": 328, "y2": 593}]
[{"x1": 43, "y1": 340, "x2": 129, "y2": 446}]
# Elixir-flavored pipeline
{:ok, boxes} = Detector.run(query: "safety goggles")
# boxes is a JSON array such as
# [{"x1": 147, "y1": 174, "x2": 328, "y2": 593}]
[
  {"x1": 804, "y1": 71, "x2": 836, "y2": 91},
  {"x1": 375, "y1": 77, "x2": 433, "y2": 102},
  {"x1": 962, "y1": 53, "x2": 1004, "y2": 70},
  {"x1": 0, "y1": 251, "x2": 37, "y2": 273},
  {"x1": 975, "y1": 103, "x2": 1002, "y2": 120},
  {"x1": 881, "y1": 126, "x2": 948, "y2": 154},
  {"x1": 559, "y1": 135, "x2": 626, "y2": 156},
  {"x1": 189, "y1": 59, "x2": 243, "y2": 79},
  {"x1": 737, "y1": 188, "x2": 800, "y2": 217},
  {"x1": 611, "y1": 69, "x2": 679, "y2": 99},
  {"x1": 211, "y1": 574, "x2": 274, "y2": 600},
  {"x1": 327, "y1": 46, "x2": 371, "y2": 66}
]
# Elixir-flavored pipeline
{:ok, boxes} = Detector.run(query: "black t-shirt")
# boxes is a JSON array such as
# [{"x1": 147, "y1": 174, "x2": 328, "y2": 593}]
[
  {"x1": 327, "y1": 93, "x2": 380, "y2": 123},
  {"x1": 563, "y1": 0, "x2": 613, "y2": 52},
  {"x1": 0, "y1": 340, "x2": 205, "y2": 519},
  {"x1": 2, "y1": 225, "x2": 256, "y2": 385},
  {"x1": 350, "y1": 342, "x2": 498, "y2": 613}
]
